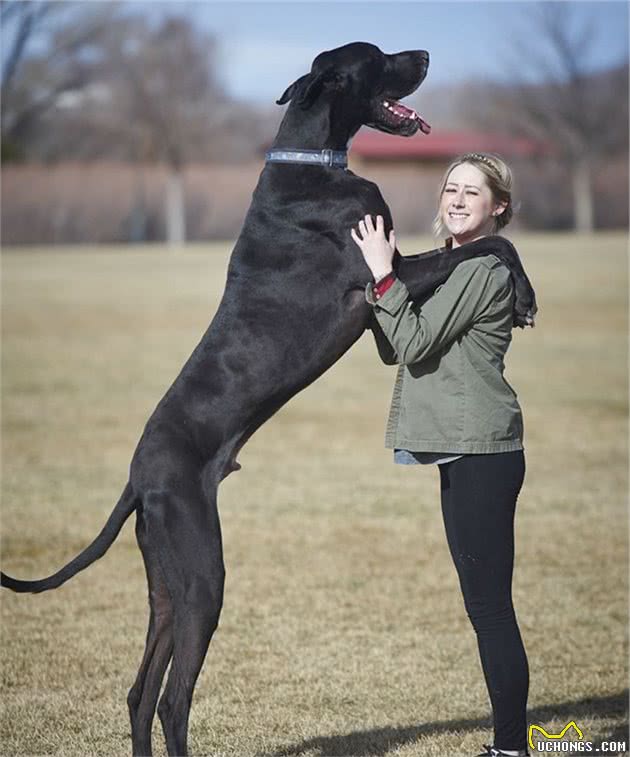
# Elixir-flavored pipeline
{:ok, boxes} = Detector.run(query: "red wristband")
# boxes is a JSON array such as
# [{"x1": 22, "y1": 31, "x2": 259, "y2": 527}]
[{"x1": 373, "y1": 272, "x2": 396, "y2": 299}]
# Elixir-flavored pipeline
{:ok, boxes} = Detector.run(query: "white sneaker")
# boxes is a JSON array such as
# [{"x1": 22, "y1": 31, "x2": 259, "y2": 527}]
[{"x1": 475, "y1": 744, "x2": 529, "y2": 757}]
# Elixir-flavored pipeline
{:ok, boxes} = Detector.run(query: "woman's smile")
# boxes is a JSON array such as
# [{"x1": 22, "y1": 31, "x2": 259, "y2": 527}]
[{"x1": 439, "y1": 162, "x2": 504, "y2": 247}]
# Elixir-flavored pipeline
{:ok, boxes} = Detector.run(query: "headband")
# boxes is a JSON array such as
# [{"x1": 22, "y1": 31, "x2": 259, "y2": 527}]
[{"x1": 462, "y1": 152, "x2": 501, "y2": 176}]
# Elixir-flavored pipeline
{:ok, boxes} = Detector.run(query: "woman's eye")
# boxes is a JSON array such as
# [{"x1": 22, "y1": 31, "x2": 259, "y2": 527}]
[{"x1": 444, "y1": 188, "x2": 456, "y2": 193}]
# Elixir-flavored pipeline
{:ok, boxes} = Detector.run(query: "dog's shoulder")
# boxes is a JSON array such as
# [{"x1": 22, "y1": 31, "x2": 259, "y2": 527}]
[
  {"x1": 340, "y1": 171, "x2": 390, "y2": 216},
  {"x1": 343, "y1": 170, "x2": 384, "y2": 197}
]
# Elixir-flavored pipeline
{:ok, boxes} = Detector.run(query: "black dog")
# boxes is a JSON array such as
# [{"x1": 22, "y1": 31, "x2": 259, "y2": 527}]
[{"x1": 1, "y1": 42, "x2": 536, "y2": 756}]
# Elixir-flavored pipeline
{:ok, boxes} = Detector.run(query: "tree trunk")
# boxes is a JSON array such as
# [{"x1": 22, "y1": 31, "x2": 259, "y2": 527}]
[
  {"x1": 572, "y1": 155, "x2": 594, "y2": 232},
  {"x1": 129, "y1": 169, "x2": 148, "y2": 243},
  {"x1": 165, "y1": 166, "x2": 185, "y2": 247}
]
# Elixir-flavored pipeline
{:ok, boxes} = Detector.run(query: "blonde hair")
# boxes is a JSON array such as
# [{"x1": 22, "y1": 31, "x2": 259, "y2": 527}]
[{"x1": 432, "y1": 152, "x2": 514, "y2": 240}]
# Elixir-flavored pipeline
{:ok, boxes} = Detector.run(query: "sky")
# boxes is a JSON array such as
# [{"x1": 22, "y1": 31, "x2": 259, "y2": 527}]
[{"x1": 149, "y1": 1, "x2": 630, "y2": 103}]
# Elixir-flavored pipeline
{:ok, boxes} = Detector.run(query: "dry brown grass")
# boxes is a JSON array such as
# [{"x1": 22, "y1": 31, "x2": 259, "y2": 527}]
[{"x1": 1, "y1": 233, "x2": 628, "y2": 756}]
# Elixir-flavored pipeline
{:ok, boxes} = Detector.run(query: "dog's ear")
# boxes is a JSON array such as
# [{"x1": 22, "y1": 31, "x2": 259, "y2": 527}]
[
  {"x1": 276, "y1": 69, "x2": 344, "y2": 108},
  {"x1": 276, "y1": 73, "x2": 311, "y2": 105},
  {"x1": 298, "y1": 69, "x2": 345, "y2": 109},
  {"x1": 296, "y1": 71, "x2": 326, "y2": 108}
]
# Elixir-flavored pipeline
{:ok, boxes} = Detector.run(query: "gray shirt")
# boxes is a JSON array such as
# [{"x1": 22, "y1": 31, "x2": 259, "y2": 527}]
[{"x1": 394, "y1": 449, "x2": 463, "y2": 466}]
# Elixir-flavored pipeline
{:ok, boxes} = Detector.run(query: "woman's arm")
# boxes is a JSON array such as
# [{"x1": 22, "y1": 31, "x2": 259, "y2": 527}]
[
  {"x1": 350, "y1": 214, "x2": 536, "y2": 329},
  {"x1": 367, "y1": 314, "x2": 397, "y2": 365},
  {"x1": 351, "y1": 214, "x2": 512, "y2": 365},
  {"x1": 369, "y1": 257, "x2": 511, "y2": 365},
  {"x1": 395, "y1": 236, "x2": 536, "y2": 328}
]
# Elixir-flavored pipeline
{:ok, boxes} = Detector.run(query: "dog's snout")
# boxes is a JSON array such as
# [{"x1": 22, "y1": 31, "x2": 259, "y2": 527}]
[
  {"x1": 417, "y1": 51, "x2": 430, "y2": 73},
  {"x1": 383, "y1": 49, "x2": 430, "y2": 101}
]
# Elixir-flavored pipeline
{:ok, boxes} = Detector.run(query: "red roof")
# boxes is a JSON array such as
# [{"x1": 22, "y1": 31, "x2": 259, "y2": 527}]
[{"x1": 350, "y1": 129, "x2": 544, "y2": 159}]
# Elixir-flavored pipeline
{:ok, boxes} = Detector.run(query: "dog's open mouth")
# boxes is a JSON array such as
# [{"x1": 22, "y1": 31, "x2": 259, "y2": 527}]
[{"x1": 382, "y1": 98, "x2": 431, "y2": 134}]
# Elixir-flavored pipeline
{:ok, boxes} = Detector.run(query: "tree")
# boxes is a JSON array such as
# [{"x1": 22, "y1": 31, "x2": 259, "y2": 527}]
[
  {"x1": 91, "y1": 14, "x2": 226, "y2": 246},
  {"x1": 494, "y1": 3, "x2": 628, "y2": 231},
  {"x1": 1, "y1": 1, "x2": 115, "y2": 160},
  {"x1": 2, "y1": 5, "x2": 229, "y2": 245}
]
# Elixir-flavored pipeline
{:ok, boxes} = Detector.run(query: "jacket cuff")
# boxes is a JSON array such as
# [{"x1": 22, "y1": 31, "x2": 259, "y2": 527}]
[
  {"x1": 373, "y1": 271, "x2": 396, "y2": 297},
  {"x1": 365, "y1": 277, "x2": 410, "y2": 314}
]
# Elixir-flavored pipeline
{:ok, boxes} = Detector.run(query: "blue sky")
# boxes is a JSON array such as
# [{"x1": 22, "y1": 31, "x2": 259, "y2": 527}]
[{"x1": 152, "y1": 1, "x2": 629, "y2": 103}]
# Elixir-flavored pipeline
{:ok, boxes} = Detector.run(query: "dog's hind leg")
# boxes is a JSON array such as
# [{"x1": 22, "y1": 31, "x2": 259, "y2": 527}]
[
  {"x1": 140, "y1": 486, "x2": 225, "y2": 757},
  {"x1": 127, "y1": 507, "x2": 175, "y2": 757}
]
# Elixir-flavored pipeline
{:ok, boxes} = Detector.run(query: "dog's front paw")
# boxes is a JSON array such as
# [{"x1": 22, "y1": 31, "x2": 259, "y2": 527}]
[{"x1": 513, "y1": 295, "x2": 538, "y2": 329}]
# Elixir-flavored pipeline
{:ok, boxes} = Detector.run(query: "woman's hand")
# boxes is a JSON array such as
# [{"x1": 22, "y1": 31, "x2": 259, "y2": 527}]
[{"x1": 350, "y1": 214, "x2": 396, "y2": 281}]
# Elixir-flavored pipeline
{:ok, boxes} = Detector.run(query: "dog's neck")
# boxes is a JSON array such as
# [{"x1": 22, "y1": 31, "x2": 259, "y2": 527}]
[{"x1": 272, "y1": 100, "x2": 359, "y2": 151}]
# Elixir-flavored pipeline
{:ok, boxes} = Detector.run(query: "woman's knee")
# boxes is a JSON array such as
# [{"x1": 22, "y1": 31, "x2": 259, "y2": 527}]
[{"x1": 463, "y1": 593, "x2": 517, "y2": 634}]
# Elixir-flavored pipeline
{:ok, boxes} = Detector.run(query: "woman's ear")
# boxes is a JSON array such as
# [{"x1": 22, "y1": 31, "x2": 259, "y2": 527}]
[{"x1": 493, "y1": 201, "x2": 508, "y2": 217}]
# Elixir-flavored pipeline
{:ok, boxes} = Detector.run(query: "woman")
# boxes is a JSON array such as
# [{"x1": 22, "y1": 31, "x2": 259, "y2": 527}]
[{"x1": 351, "y1": 152, "x2": 531, "y2": 757}]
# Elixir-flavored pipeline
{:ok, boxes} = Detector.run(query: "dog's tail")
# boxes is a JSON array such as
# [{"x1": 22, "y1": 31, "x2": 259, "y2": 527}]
[{"x1": 1, "y1": 482, "x2": 138, "y2": 594}]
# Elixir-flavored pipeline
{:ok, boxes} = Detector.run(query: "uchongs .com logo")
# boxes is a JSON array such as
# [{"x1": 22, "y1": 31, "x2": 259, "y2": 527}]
[{"x1": 528, "y1": 721, "x2": 628, "y2": 754}]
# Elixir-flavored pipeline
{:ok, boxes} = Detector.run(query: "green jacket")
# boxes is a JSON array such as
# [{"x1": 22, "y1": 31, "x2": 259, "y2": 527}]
[{"x1": 367, "y1": 254, "x2": 523, "y2": 454}]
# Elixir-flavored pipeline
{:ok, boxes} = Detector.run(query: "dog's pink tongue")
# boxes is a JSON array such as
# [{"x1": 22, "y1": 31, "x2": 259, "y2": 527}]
[
  {"x1": 416, "y1": 115, "x2": 431, "y2": 134},
  {"x1": 392, "y1": 101, "x2": 431, "y2": 134}
]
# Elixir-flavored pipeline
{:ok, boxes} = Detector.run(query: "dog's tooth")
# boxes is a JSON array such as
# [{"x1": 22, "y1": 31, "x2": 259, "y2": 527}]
[{"x1": 383, "y1": 100, "x2": 389, "y2": 106}]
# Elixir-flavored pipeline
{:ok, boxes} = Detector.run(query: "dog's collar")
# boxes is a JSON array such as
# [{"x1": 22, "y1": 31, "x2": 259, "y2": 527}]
[{"x1": 265, "y1": 148, "x2": 348, "y2": 169}]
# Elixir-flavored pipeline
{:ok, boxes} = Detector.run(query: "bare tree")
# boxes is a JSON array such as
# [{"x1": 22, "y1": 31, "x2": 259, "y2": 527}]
[
  {"x1": 91, "y1": 15, "x2": 224, "y2": 246},
  {"x1": 1, "y1": 1, "x2": 116, "y2": 159},
  {"x1": 2, "y1": 6, "x2": 229, "y2": 245},
  {"x1": 492, "y1": 3, "x2": 628, "y2": 231},
  {"x1": 1, "y1": 1, "x2": 51, "y2": 94}
]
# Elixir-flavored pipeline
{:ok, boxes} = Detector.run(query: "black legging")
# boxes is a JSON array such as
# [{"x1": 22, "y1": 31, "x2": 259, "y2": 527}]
[{"x1": 439, "y1": 450, "x2": 529, "y2": 751}]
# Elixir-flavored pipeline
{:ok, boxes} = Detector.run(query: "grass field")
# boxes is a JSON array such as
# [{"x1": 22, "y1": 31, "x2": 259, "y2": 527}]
[{"x1": 1, "y1": 233, "x2": 628, "y2": 757}]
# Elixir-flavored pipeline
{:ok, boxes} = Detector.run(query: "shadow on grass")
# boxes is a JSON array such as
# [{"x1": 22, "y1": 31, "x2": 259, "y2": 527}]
[{"x1": 264, "y1": 690, "x2": 628, "y2": 757}]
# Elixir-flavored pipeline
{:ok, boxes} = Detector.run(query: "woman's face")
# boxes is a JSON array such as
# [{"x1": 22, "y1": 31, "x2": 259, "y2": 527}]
[{"x1": 439, "y1": 162, "x2": 503, "y2": 246}]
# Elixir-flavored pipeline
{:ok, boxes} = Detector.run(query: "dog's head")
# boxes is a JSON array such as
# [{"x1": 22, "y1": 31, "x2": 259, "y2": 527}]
[{"x1": 276, "y1": 42, "x2": 430, "y2": 138}]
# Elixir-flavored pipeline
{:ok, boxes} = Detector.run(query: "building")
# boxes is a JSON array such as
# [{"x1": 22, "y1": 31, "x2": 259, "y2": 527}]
[{"x1": 348, "y1": 129, "x2": 545, "y2": 235}]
